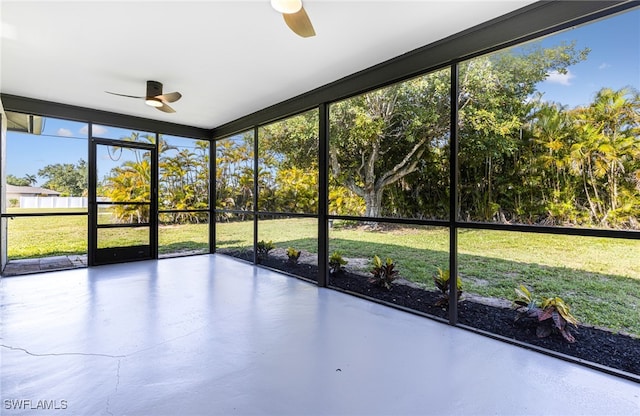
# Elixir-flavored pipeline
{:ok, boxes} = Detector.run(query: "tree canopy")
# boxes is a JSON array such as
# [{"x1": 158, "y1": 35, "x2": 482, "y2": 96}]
[
  {"x1": 6, "y1": 174, "x2": 35, "y2": 187},
  {"x1": 38, "y1": 159, "x2": 87, "y2": 196},
  {"x1": 327, "y1": 41, "x2": 590, "y2": 219}
]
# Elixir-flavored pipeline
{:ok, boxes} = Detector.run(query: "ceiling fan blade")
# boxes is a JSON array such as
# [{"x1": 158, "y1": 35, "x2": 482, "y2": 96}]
[
  {"x1": 156, "y1": 102, "x2": 176, "y2": 113},
  {"x1": 283, "y1": 6, "x2": 315, "y2": 38},
  {"x1": 105, "y1": 91, "x2": 145, "y2": 99},
  {"x1": 156, "y1": 91, "x2": 182, "y2": 103}
]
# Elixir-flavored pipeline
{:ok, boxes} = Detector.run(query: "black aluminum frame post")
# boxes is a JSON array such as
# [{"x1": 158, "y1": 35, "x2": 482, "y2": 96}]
[
  {"x1": 448, "y1": 64, "x2": 459, "y2": 325},
  {"x1": 253, "y1": 126, "x2": 259, "y2": 264},
  {"x1": 210, "y1": 139, "x2": 216, "y2": 254},
  {"x1": 317, "y1": 104, "x2": 329, "y2": 287}
]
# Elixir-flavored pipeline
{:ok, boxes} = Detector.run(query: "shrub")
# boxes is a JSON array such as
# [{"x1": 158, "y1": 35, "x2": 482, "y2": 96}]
[
  {"x1": 273, "y1": 168, "x2": 318, "y2": 214},
  {"x1": 433, "y1": 268, "x2": 463, "y2": 309},
  {"x1": 286, "y1": 247, "x2": 301, "y2": 264},
  {"x1": 329, "y1": 251, "x2": 348, "y2": 275},
  {"x1": 256, "y1": 240, "x2": 275, "y2": 262},
  {"x1": 328, "y1": 187, "x2": 366, "y2": 216},
  {"x1": 368, "y1": 255, "x2": 399, "y2": 290},
  {"x1": 513, "y1": 285, "x2": 578, "y2": 343}
]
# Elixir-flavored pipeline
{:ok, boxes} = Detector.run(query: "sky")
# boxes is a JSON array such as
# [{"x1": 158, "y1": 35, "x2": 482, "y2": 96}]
[
  {"x1": 532, "y1": 9, "x2": 640, "y2": 108},
  {"x1": 5, "y1": 8, "x2": 639, "y2": 186}
]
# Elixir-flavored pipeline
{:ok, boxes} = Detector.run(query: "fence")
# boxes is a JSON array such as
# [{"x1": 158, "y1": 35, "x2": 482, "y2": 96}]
[{"x1": 19, "y1": 197, "x2": 88, "y2": 209}]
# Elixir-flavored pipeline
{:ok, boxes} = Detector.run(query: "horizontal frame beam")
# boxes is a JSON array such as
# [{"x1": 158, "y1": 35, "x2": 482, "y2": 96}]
[{"x1": 1, "y1": 94, "x2": 210, "y2": 140}]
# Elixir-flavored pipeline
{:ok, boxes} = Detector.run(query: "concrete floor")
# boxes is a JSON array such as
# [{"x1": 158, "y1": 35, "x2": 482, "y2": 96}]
[{"x1": 1, "y1": 255, "x2": 638, "y2": 416}]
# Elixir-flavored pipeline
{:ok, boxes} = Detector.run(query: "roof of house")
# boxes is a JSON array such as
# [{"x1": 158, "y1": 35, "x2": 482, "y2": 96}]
[{"x1": 6, "y1": 184, "x2": 61, "y2": 196}]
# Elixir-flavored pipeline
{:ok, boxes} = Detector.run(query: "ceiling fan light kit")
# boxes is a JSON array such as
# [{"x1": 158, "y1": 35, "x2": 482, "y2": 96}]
[
  {"x1": 271, "y1": 0, "x2": 302, "y2": 14},
  {"x1": 145, "y1": 98, "x2": 163, "y2": 108}
]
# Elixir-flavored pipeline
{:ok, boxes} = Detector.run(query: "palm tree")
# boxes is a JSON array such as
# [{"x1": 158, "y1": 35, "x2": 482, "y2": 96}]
[
  {"x1": 571, "y1": 87, "x2": 640, "y2": 226},
  {"x1": 25, "y1": 174, "x2": 37, "y2": 186},
  {"x1": 102, "y1": 159, "x2": 151, "y2": 223},
  {"x1": 528, "y1": 101, "x2": 578, "y2": 224},
  {"x1": 530, "y1": 103, "x2": 572, "y2": 190}
]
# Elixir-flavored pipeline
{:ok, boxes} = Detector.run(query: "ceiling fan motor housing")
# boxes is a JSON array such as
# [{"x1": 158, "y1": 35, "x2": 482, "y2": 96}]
[{"x1": 146, "y1": 80, "x2": 163, "y2": 98}]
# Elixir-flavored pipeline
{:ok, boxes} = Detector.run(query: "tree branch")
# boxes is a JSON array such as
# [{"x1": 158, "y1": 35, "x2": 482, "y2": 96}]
[{"x1": 377, "y1": 136, "x2": 429, "y2": 189}]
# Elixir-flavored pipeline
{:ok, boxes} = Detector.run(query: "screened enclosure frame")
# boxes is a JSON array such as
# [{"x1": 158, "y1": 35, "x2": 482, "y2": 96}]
[
  {"x1": 210, "y1": 1, "x2": 640, "y2": 382},
  {"x1": 212, "y1": 0, "x2": 640, "y2": 288},
  {"x1": 1, "y1": 0, "x2": 639, "y2": 381},
  {"x1": 0, "y1": 102, "x2": 211, "y2": 271}
]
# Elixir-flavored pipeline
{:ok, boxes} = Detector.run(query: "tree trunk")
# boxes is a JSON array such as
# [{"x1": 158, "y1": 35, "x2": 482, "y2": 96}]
[
  {"x1": 582, "y1": 171, "x2": 598, "y2": 222},
  {"x1": 610, "y1": 164, "x2": 618, "y2": 211},
  {"x1": 363, "y1": 187, "x2": 384, "y2": 218}
]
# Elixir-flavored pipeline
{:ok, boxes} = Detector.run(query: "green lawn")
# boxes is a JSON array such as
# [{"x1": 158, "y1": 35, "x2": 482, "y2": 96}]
[
  {"x1": 6, "y1": 213, "x2": 640, "y2": 335},
  {"x1": 6, "y1": 209, "x2": 209, "y2": 257},
  {"x1": 6, "y1": 210, "x2": 89, "y2": 258}
]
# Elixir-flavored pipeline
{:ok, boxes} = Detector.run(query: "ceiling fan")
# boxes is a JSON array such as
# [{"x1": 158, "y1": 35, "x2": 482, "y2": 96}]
[
  {"x1": 106, "y1": 80, "x2": 182, "y2": 113},
  {"x1": 271, "y1": 0, "x2": 316, "y2": 38}
]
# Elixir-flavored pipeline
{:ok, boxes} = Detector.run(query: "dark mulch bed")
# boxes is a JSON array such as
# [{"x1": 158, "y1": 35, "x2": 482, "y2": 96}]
[
  {"x1": 220, "y1": 250, "x2": 640, "y2": 378},
  {"x1": 220, "y1": 248, "x2": 320, "y2": 281},
  {"x1": 260, "y1": 258, "x2": 319, "y2": 281}
]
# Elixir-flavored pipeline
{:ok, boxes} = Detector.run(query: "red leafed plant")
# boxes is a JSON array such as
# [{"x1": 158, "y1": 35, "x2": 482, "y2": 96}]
[{"x1": 513, "y1": 285, "x2": 579, "y2": 343}]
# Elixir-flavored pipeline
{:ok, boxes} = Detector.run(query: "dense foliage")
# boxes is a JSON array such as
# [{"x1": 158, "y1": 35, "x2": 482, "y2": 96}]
[
  {"x1": 458, "y1": 86, "x2": 640, "y2": 228},
  {"x1": 215, "y1": 133, "x2": 255, "y2": 216},
  {"x1": 158, "y1": 138, "x2": 209, "y2": 223}
]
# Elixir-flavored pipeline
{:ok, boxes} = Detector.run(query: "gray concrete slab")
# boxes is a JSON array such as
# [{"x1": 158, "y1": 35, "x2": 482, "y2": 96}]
[
  {"x1": 2, "y1": 255, "x2": 87, "y2": 276},
  {"x1": 1, "y1": 255, "x2": 638, "y2": 415}
]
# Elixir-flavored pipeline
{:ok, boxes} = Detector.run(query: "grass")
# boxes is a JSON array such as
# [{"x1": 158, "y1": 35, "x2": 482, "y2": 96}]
[
  {"x1": 6, "y1": 210, "x2": 88, "y2": 258},
  {"x1": 7, "y1": 214, "x2": 640, "y2": 335},
  {"x1": 158, "y1": 222, "x2": 208, "y2": 255},
  {"x1": 6, "y1": 209, "x2": 208, "y2": 257}
]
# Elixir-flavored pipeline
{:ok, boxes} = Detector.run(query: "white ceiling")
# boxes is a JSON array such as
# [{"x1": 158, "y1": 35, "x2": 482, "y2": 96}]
[{"x1": 1, "y1": 0, "x2": 536, "y2": 130}]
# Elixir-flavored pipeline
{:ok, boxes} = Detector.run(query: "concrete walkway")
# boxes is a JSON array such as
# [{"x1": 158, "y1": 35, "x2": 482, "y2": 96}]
[
  {"x1": 1, "y1": 255, "x2": 87, "y2": 276},
  {"x1": 1, "y1": 255, "x2": 638, "y2": 415}
]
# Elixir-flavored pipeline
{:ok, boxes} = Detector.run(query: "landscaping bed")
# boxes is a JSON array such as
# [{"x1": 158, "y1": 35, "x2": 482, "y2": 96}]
[{"x1": 219, "y1": 248, "x2": 320, "y2": 281}]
